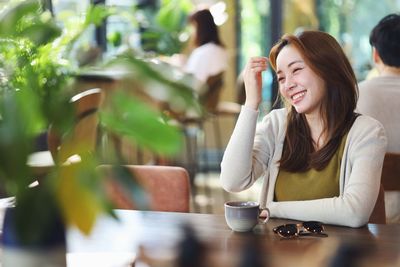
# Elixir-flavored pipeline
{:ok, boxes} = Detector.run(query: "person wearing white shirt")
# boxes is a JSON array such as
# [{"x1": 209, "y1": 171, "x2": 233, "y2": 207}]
[{"x1": 184, "y1": 9, "x2": 227, "y2": 92}]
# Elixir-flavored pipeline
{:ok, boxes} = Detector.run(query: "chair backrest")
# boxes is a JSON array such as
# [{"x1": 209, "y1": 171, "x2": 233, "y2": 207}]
[
  {"x1": 99, "y1": 165, "x2": 191, "y2": 213},
  {"x1": 48, "y1": 88, "x2": 104, "y2": 163},
  {"x1": 368, "y1": 153, "x2": 400, "y2": 224},
  {"x1": 369, "y1": 183, "x2": 386, "y2": 224},
  {"x1": 200, "y1": 72, "x2": 224, "y2": 113},
  {"x1": 381, "y1": 153, "x2": 400, "y2": 191}
]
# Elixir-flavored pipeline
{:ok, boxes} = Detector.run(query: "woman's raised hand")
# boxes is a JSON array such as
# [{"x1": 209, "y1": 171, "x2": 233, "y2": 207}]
[{"x1": 243, "y1": 57, "x2": 268, "y2": 110}]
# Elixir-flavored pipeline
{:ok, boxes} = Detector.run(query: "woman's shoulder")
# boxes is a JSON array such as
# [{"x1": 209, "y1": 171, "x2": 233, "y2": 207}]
[
  {"x1": 258, "y1": 108, "x2": 288, "y2": 135},
  {"x1": 262, "y1": 108, "x2": 287, "y2": 123},
  {"x1": 193, "y1": 42, "x2": 226, "y2": 55}
]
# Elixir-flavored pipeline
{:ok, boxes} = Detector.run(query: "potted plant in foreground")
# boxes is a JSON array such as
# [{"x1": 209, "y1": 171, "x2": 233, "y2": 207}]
[{"x1": 0, "y1": 1, "x2": 198, "y2": 265}]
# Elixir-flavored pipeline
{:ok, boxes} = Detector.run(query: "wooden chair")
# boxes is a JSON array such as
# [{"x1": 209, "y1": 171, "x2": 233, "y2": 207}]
[
  {"x1": 176, "y1": 72, "x2": 225, "y2": 177},
  {"x1": 369, "y1": 183, "x2": 386, "y2": 224},
  {"x1": 99, "y1": 165, "x2": 191, "y2": 213},
  {"x1": 174, "y1": 72, "x2": 225, "y2": 211},
  {"x1": 200, "y1": 72, "x2": 225, "y2": 114},
  {"x1": 212, "y1": 72, "x2": 244, "y2": 137},
  {"x1": 204, "y1": 73, "x2": 241, "y2": 162},
  {"x1": 28, "y1": 88, "x2": 103, "y2": 179},
  {"x1": 381, "y1": 153, "x2": 400, "y2": 191},
  {"x1": 200, "y1": 71, "x2": 241, "y2": 155},
  {"x1": 48, "y1": 88, "x2": 104, "y2": 164}
]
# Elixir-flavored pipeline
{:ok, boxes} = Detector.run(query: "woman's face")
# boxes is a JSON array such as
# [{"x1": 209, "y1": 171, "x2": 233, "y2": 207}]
[{"x1": 276, "y1": 45, "x2": 326, "y2": 117}]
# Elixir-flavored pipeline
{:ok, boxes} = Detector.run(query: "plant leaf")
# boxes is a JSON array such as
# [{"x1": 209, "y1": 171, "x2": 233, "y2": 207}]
[
  {"x1": 0, "y1": 90, "x2": 43, "y2": 193},
  {"x1": 0, "y1": 0, "x2": 40, "y2": 37},
  {"x1": 84, "y1": 4, "x2": 114, "y2": 27},
  {"x1": 0, "y1": 0, "x2": 62, "y2": 46},
  {"x1": 105, "y1": 53, "x2": 202, "y2": 115},
  {"x1": 100, "y1": 91, "x2": 182, "y2": 155},
  {"x1": 55, "y1": 157, "x2": 107, "y2": 235}
]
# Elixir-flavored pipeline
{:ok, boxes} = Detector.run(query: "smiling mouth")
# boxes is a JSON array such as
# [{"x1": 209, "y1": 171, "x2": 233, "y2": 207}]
[{"x1": 291, "y1": 91, "x2": 306, "y2": 101}]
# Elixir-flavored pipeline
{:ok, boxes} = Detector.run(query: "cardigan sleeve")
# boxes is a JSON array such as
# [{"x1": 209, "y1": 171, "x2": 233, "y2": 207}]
[
  {"x1": 267, "y1": 116, "x2": 387, "y2": 227},
  {"x1": 220, "y1": 106, "x2": 278, "y2": 192}
]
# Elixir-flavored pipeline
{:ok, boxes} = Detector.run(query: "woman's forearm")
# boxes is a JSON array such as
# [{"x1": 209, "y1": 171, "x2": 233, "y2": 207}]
[{"x1": 220, "y1": 106, "x2": 260, "y2": 192}]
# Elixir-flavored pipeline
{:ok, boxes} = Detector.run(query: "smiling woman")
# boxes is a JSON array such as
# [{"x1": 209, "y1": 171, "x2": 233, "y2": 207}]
[
  {"x1": 220, "y1": 30, "x2": 387, "y2": 228},
  {"x1": 275, "y1": 46, "x2": 326, "y2": 118}
]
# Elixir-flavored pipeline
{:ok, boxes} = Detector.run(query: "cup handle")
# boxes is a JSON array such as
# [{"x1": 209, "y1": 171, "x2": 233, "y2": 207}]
[{"x1": 258, "y1": 208, "x2": 270, "y2": 224}]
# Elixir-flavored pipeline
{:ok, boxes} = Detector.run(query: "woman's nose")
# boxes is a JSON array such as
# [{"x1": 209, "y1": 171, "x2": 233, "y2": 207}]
[{"x1": 284, "y1": 76, "x2": 296, "y2": 91}]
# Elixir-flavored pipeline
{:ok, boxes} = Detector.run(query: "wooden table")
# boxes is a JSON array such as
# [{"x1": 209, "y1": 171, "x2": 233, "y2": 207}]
[{"x1": 67, "y1": 210, "x2": 400, "y2": 267}]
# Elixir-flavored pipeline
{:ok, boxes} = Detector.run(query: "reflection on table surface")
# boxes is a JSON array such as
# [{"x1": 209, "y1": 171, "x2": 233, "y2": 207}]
[{"x1": 67, "y1": 209, "x2": 400, "y2": 267}]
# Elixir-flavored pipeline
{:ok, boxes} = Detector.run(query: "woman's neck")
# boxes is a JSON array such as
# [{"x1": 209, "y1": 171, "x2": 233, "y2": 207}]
[{"x1": 306, "y1": 113, "x2": 326, "y2": 150}]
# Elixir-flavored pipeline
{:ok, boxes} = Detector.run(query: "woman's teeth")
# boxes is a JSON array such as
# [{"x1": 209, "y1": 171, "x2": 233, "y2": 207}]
[{"x1": 292, "y1": 91, "x2": 306, "y2": 100}]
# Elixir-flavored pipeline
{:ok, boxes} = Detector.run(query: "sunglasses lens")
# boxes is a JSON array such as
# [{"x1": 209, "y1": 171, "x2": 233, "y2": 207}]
[
  {"x1": 274, "y1": 224, "x2": 298, "y2": 238},
  {"x1": 303, "y1": 221, "x2": 323, "y2": 233}
]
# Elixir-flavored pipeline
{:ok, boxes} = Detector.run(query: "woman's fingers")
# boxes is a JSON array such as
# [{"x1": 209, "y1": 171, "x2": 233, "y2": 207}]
[
  {"x1": 244, "y1": 57, "x2": 268, "y2": 81},
  {"x1": 243, "y1": 57, "x2": 268, "y2": 110},
  {"x1": 249, "y1": 56, "x2": 268, "y2": 63},
  {"x1": 249, "y1": 66, "x2": 267, "y2": 72},
  {"x1": 249, "y1": 57, "x2": 268, "y2": 66},
  {"x1": 245, "y1": 57, "x2": 268, "y2": 74}
]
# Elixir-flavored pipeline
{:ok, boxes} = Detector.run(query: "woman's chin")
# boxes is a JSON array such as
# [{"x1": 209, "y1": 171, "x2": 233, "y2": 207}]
[{"x1": 293, "y1": 105, "x2": 305, "y2": 114}]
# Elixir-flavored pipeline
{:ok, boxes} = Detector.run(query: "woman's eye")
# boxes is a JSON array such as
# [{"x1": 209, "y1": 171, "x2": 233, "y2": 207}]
[
  {"x1": 278, "y1": 77, "x2": 285, "y2": 83},
  {"x1": 293, "y1": 67, "x2": 303, "y2": 73}
]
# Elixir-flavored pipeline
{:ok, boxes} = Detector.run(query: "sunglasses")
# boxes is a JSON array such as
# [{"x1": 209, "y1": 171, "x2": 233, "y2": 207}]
[{"x1": 273, "y1": 221, "x2": 328, "y2": 239}]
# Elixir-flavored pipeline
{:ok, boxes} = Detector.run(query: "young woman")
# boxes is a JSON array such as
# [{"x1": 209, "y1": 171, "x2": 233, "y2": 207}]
[
  {"x1": 220, "y1": 31, "x2": 387, "y2": 228},
  {"x1": 184, "y1": 9, "x2": 227, "y2": 85}
]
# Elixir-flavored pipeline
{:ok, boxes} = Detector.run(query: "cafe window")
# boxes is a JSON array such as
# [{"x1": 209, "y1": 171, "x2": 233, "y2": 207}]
[
  {"x1": 51, "y1": 0, "x2": 98, "y2": 66},
  {"x1": 104, "y1": 0, "x2": 143, "y2": 58},
  {"x1": 49, "y1": 0, "x2": 152, "y2": 58}
]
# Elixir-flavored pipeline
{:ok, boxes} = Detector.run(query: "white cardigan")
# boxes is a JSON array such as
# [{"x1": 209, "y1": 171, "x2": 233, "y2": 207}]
[{"x1": 220, "y1": 106, "x2": 387, "y2": 227}]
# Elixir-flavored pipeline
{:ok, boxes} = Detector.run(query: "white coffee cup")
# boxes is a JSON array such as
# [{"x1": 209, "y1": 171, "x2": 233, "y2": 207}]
[{"x1": 224, "y1": 201, "x2": 269, "y2": 232}]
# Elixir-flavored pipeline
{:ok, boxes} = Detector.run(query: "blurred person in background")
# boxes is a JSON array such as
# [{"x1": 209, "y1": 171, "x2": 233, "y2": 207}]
[
  {"x1": 357, "y1": 13, "x2": 400, "y2": 224},
  {"x1": 184, "y1": 8, "x2": 227, "y2": 92}
]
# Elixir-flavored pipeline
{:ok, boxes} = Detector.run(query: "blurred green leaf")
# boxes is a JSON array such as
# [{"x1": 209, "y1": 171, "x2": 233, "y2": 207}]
[
  {"x1": 54, "y1": 155, "x2": 108, "y2": 235},
  {"x1": 108, "y1": 31, "x2": 122, "y2": 47},
  {"x1": 0, "y1": 90, "x2": 39, "y2": 194},
  {"x1": 0, "y1": 1, "x2": 39, "y2": 36},
  {"x1": 84, "y1": 4, "x2": 114, "y2": 27},
  {"x1": 101, "y1": 91, "x2": 182, "y2": 155},
  {"x1": 19, "y1": 20, "x2": 61, "y2": 46},
  {"x1": 0, "y1": 0, "x2": 61, "y2": 46},
  {"x1": 156, "y1": 0, "x2": 192, "y2": 32},
  {"x1": 106, "y1": 53, "x2": 201, "y2": 114},
  {"x1": 140, "y1": 0, "x2": 192, "y2": 55}
]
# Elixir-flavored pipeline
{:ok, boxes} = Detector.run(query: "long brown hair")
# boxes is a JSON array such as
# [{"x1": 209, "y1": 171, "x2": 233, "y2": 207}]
[
  {"x1": 189, "y1": 9, "x2": 223, "y2": 47},
  {"x1": 269, "y1": 31, "x2": 358, "y2": 172}
]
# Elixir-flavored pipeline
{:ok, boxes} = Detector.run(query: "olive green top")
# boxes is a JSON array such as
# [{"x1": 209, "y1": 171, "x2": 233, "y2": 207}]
[{"x1": 275, "y1": 135, "x2": 347, "y2": 201}]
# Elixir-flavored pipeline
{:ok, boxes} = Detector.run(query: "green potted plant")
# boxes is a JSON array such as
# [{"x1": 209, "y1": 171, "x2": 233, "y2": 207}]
[{"x1": 0, "y1": 1, "x2": 198, "y2": 265}]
